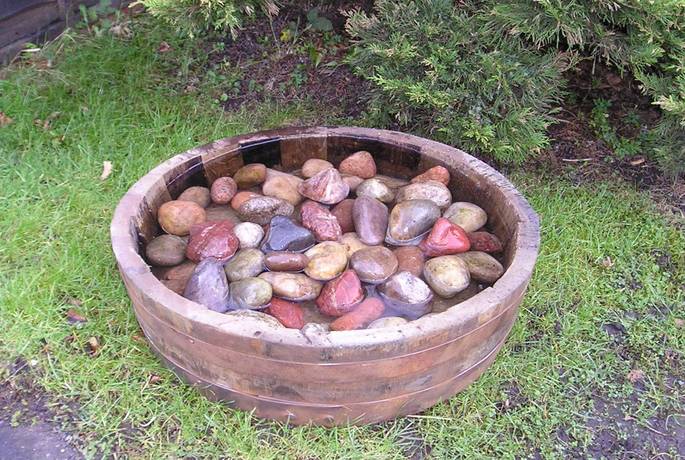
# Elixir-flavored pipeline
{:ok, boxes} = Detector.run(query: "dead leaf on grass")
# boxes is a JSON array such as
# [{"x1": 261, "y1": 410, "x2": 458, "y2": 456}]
[
  {"x1": 100, "y1": 161, "x2": 113, "y2": 181},
  {"x1": 66, "y1": 308, "x2": 87, "y2": 324},
  {"x1": 600, "y1": 256, "x2": 614, "y2": 268},
  {"x1": 0, "y1": 112, "x2": 13, "y2": 127},
  {"x1": 86, "y1": 336, "x2": 101, "y2": 355},
  {"x1": 629, "y1": 156, "x2": 646, "y2": 166},
  {"x1": 158, "y1": 41, "x2": 172, "y2": 53},
  {"x1": 627, "y1": 369, "x2": 645, "y2": 383},
  {"x1": 67, "y1": 297, "x2": 83, "y2": 307}
]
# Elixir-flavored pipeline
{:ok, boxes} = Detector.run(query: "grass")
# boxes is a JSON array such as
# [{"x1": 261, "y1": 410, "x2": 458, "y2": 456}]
[{"x1": 1, "y1": 19, "x2": 684, "y2": 459}]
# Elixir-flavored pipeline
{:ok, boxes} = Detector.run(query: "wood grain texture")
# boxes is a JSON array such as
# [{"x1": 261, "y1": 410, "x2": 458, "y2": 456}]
[{"x1": 110, "y1": 126, "x2": 540, "y2": 425}]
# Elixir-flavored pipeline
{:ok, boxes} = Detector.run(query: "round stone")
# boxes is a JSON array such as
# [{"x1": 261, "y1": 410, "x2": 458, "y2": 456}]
[
  {"x1": 158, "y1": 200, "x2": 206, "y2": 236},
  {"x1": 205, "y1": 205, "x2": 242, "y2": 225},
  {"x1": 229, "y1": 277, "x2": 272, "y2": 310},
  {"x1": 368, "y1": 316, "x2": 408, "y2": 329},
  {"x1": 423, "y1": 256, "x2": 471, "y2": 297},
  {"x1": 210, "y1": 177, "x2": 238, "y2": 204},
  {"x1": 456, "y1": 251, "x2": 505, "y2": 283},
  {"x1": 374, "y1": 174, "x2": 409, "y2": 189},
  {"x1": 378, "y1": 271, "x2": 433, "y2": 320},
  {"x1": 302, "y1": 158, "x2": 334, "y2": 178},
  {"x1": 262, "y1": 170, "x2": 303, "y2": 206},
  {"x1": 266, "y1": 298, "x2": 305, "y2": 329},
  {"x1": 304, "y1": 242, "x2": 348, "y2": 281},
  {"x1": 355, "y1": 178, "x2": 395, "y2": 203},
  {"x1": 315, "y1": 270, "x2": 364, "y2": 317},
  {"x1": 411, "y1": 166, "x2": 450, "y2": 186},
  {"x1": 395, "y1": 181, "x2": 452, "y2": 209},
  {"x1": 342, "y1": 175, "x2": 364, "y2": 193},
  {"x1": 339, "y1": 232, "x2": 370, "y2": 257},
  {"x1": 231, "y1": 191, "x2": 261, "y2": 210},
  {"x1": 261, "y1": 216, "x2": 315, "y2": 252},
  {"x1": 392, "y1": 246, "x2": 425, "y2": 277},
  {"x1": 237, "y1": 196, "x2": 294, "y2": 225},
  {"x1": 178, "y1": 186, "x2": 211, "y2": 208},
  {"x1": 386, "y1": 199, "x2": 440, "y2": 245},
  {"x1": 233, "y1": 222, "x2": 264, "y2": 249},
  {"x1": 467, "y1": 231, "x2": 504, "y2": 253},
  {"x1": 298, "y1": 168, "x2": 349, "y2": 205},
  {"x1": 146, "y1": 234, "x2": 187, "y2": 267},
  {"x1": 233, "y1": 163, "x2": 267, "y2": 189},
  {"x1": 330, "y1": 298, "x2": 385, "y2": 331},
  {"x1": 418, "y1": 217, "x2": 470, "y2": 256},
  {"x1": 352, "y1": 196, "x2": 388, "y2": 246},
  {"x1": 338, "y1": 151, "x2": 377, "y2": 179},
  {"x1": 443, "y1": 202, "x2": 488, "y2": 232},
  {"x1": 350, "y1": 246, "x2": 398, "y2": 284},
  {"x1": 300, "y1": 200, "x2": 342, "y2": 242},
  {"x1": 330, "y1": 199, "x2": 355, "y2": 234},
  {"x1": 223, "y1": 248, "x2": 265, "y2": 282},
  {"x1": 264, "y1": 251, "x2": 309, "y2": 272},
  {"x1": 186, "y1": 220, "x2": 239, "y2": 262},
  {"x1": 258, "y1": 272, "x2": 323, "y2": 301},
  {"x1": 183, "y1": 258, "x2": 230, "y2": 313}
]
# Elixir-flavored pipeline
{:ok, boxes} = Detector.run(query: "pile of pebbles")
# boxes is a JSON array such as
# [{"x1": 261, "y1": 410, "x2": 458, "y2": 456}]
[{"x1": 147, "y1": 151, "x2": 505, "y2": 331}]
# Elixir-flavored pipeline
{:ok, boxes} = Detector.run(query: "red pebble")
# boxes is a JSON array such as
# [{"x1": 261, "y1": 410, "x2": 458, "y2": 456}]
[
  {"x1": 330, "y1": 199, "x2": 356, "y2": 234},
  {"x1": 419, "y1": 217, "x2": 470, "y2": 257},
  {"x1": 467, "y1": 231, "x2": 503, "y2": 253},
  {"x1": 300, "y1": 200, "x2": 342, "y2": 241},
  {"x1": 230, "y1": 191, "x2": 260, "y2": 210},
  {"x1": 210, "y1": 176, "x2": 237, "y2": 204},
  {"x1": 266, "y1": 298, "x2": 305, "y2": 329},
  {"x1": 410, "y1": 166, "x2": 450, "y2": 186},
  {"x1": 330, "y1": 297, "x2": 385, "y2": 331},
  {"x1": 338, "y1": 151, "x2": 377, "y2": 179},
  {"x1": 186, "y1": 220, "x2": 239, "y2": 262},
  {"x1": 315, "y1": 270, "x2": 364, "y2": 317}
]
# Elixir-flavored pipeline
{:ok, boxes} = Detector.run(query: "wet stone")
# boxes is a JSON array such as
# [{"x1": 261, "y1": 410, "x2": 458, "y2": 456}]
[
  {"x1": 338, "y1": 150, "x2": 376, "y2": 179},
  {"x1": 386, "y1": 199, "x2": 440, "y2": 245},
  {"x1": 258, "y1": 272, "x2": 323, "y2": 302},
  {"x1": 300, "y1": 200, "x2": 342, "y2": 242},
  {"x1": 158, "y1": 200, "x2": 206, "y2": 236},
  {"x1": 262, "y1": 170, "x2": 303, "y2": 206},
  {"x1": 330, "y1": 297, "x2": 385, "y2": 331},
  {"x1": 205, "y1": 205, "x2": 242, "y2": 225},
  {"x1": 178, "y1": 186, "x2": 211, "y2": 208},
  {"x1": 467, "y1": 231, "x2": 503, "y2": 253},
  {"x1": 183, "y1": 258, "x2": 230, "y2": 312},
  {"x1": 456, "y1": 251, "x2": 505, "y2": 283},
  {"x1": 355, "y1": 178, "x2": 395, "y2": 204},
  {"x1": 352, "y1": 196, "x2": 388, "y2": 246},
  {"x1": 374, "y1": 174, "x2": 409, "y2": 190},
  {"x1": 302, "y1": 158, "x2": 334, "y2": 178},
  {"x1": 210, "y1": 177, "x2": 237, "y2": 204},
  {"x1": 392, "y1": 246, "x2": 425, "y2": 278},
  {"x1": 368, "y1": 316, "x2": 408, "y2": 329},
  {"x1": 350, "y1": 246, "x2": 398, "y2": 284},
  {"x1": 264, "y1": 251, "x2": 308, "y2": 272},
  {"x1": 304, "y1": 242, "x2": 348, "y2": 281},
  {"x1": 395, "y1": 181, "x2": 452, "y2": 209},
  {"x1": 225, "y1": 310, "x2": 284, "y2": 328},
  {"x1": 316, "y1": 270, "x2": 364, "y2": 317},
  {"x1": 186, "y1": 220, "x2": 239, "y2": 263},
  {"x1": 228, "y1": 277, "x2": 272, "y2": 310},
  {"x1": 443, "y1": 202, "x2": 487, "y2": 233},
  {"x1": 266, "y1": 298, "x2": 305, "y2": 329},
  {"x1": 378, "y1": 271, "x2": 433, "y2": 320},
  {"x1": 237, "y1": 196, "x2": 294, "y2": 225},
  {"x1": 330, "y1": 199, "x2": 355, "y2": 234},
  {"x1": 261, "y1": 216, "x2": 315, "y2": 252},
  {"x1": 298, "y1": 168, "x2": 349, "y2": 205},
  {"x1": 234, "y1": 163, "x2": 267, "y2": 189},
  {"x1": 231, "y1": 191, "x2": 261, "y2": 210},
  {"x1": 342, "y1": 175, "x2": 364, "y2": 193},
  {"x1": 423, "y1": 255, "x2": 471, "y2": 298},
  {"x1": 233, "y1": 222, "x2": 264, "y2": 249},
  {"x1": 223, "y1": 248, "x2": 265, "y2": 282},
  {"x1": 419, "y1": 217, "x2": 470, "y2": 257},
  {"x1": 411, "y1": 166, "x2": 450, "y2": 186},
  {"x1": 339, "y1": 232, "x2": 369, "y2": 257},
  {"x1": 430, "y1": 282, "x2": 483, "y2": 313},
  {"x1": 146, "y1": 234, "x2": 187, "y2": 267}
]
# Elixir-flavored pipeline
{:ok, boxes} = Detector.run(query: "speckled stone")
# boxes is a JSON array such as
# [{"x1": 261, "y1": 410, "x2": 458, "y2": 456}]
[
  {"x1": 298, "y1": 168, "x2": 349, "y2": 205},
  {"x1": 210, "y1": 177, "x2": 238, "y2": 204},
  {"x1": 237, "y1": 196, "x2": 294, "y2": 225}
]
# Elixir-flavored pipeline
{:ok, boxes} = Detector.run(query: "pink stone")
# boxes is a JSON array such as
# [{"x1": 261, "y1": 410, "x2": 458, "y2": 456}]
[
  {"x1": 298, "y1": 168, "x2": 349, "y2": 205},
  {"x1": 300, "y1": 200, "x2": 342, "y2": 242},
  {"x1": 315, "y1": 270, "x2": 364, "y2": 317},
  {"x1": 419, "y1": 217, "x2": 470, "y2": 257},
  {"x1": 210, "y1": 177, "x2": 237, "y2": 204},
  {"x1": 186, "y1": 220, "x2": 239, "y2": 262},
  {"x1": 339, "y1": 151, "x2": 377, "y2": 179},
  {"x1": 411, "y1": 166, "x2": 450, "y2": 186},
  {"x1": 330, "y1": 298, "x2": 384, "y2": 331},
  {"x1": 266, "y1": 298, "x2": 305, "y2": 329},
  {"x1": 330, "y1": 199, "x2": 355, "y2": 234}
]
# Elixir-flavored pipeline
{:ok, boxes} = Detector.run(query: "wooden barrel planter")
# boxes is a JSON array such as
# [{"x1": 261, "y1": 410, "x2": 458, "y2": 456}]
[{"x1": 110, "y1": 126, "x2": 540, "y2": 425}]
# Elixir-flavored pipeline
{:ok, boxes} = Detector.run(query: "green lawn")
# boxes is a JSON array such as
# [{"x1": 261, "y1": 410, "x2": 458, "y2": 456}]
[{"x1": 1, "y1": 21, "x2": 683, "y2": 459}]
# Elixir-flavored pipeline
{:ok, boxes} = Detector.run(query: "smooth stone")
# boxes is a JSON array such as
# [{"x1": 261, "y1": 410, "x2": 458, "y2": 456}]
[
  {"x1": 339, "y1": 232, "x2": 370, "y2": 257},
  {"x1": 350, "y1": 246, "x2": 398, "y2": 284},
  {"x1": 338, "y1": 150, "x2": 376, "y2": 179},
  {"x1": 262, "y1": 170, "x2": 303, "y2": 206},
  {"x1": 205, "y1": 205, "x2": 242, "y2": 225},
  {"x1": 300, "y1": 200, "x2": 342, "y2": 242},
  {"x1": 368, "y1": 316, "x2": 408, "y2": 329},
  {"x1": 392, "y1": 246, "x2": 425, "y2": 277},
  {"x1": 300, "y1": 302, "x2": 333, "y2": 325},
  {"x1": 374, "y1": 174, "x2": 409, "y2": 189},
  {"x1": 315, "y1": 270, "x2": 364, "y2": 317},
  {"x1": 210, "y1": 177, "x2": 238, "y2": 204},
  {"x1": 468, "y1": 231, "x2": 504, "y2": 253},
  {"x1": 237, "y1": 196, "x2": 294, "y2": 225},
  {"x1": 264, "y1": 251, "x2": 309, "y2": 272},
  {"x1": 301, "y1": 322, "x2": 330, "y2": 336},
  {"x1": 258, "y1": 272, "x2": 323, "y2": 301},
  {"x1": 330, "y1": 199, "x2": 355, "y2": 234},
  {"x1": 431, "y1": 282, "x2": 482, "y2": 313},
  {"x1": 233, "y1": 222, "x2": 264, "y2": 249},
  {"x1": 330, "y1": 297, "x2": 385, "y2": 331},
  {"x1": 298, "y1": 168, "x2": 350, "y2": 205},
  {"x1": 423, "y1": 256, "x2": 471, "y2": 297},
  {"x1": 266, "y1": 298, "x2": 305, "y2": 329},
  {"x1": 386, "y1": 199, "x2": 440, "y2": 245},
  {"x1": 304, "y1": 242, "x2": 348, "y2": 281},
  {"x1": 342, "y1": 175, "x2": 364, "y2": 192},
  {"x1": 352, "y1": 196, "x2": 388, "y2": 246},
  {"x1": 355, "y1": 178, "x2": 395, "y2": 203},
  {"x1": 153, "y1": 260, "x2": 197, "y2": 283},
  {"x1": 456, "y1": 251, "x2": 505, "y2": 283},
  {"x1": 231, "y1": 191, "x2": 261, "y2": 210},
  {"x1": 183, "y1": 258, "x2": 230, "y2": 312},
  {"x1": 225, "y1": 310, "x2": 284, "y2": 328},
  {"x1": 301, "y1": 158, "x2": 334, "y2": 178},
  {"x1": 158, "y1": 200, "x2": 206, "y2": 236},
  {"x1": 146, "y1": 234, "x2": 187, "y2": 267},
  {"x1": 411, "y1": 166, "x2": 450, "y2": 186},
  {"x1": 223, "y1": 248, "x2": 265, "y2": 282},
  {"x1": 186, "y1": 220, "x2": 239, "y2": 262},
  {"x1": 443, "y1": 202, "x2": 488, "y2": 233},
  {"x1": 395, "y1": 181, "x2": 452, "y2": 209},
  {"x1": 178, "y1": 186, "x2": 211, "y2": 208},
  {"x1": 234, "y1": 163, "x2": 267, "y2": 189},
  {"x1": 418, "y1": 217, "x2": 470, "y2": 256},
  {"x1": 378, "y1": 271, "x2": 433, "y2": 320},
  {"x1": 261, "y1": 216, "x2": 315, "y2": 252},
  {"x1": 161, "y1": 278, "x2": 187, "y2": 295},
  {"x1": 228, "y1": 277, "x2": 272, "y2": 310}
]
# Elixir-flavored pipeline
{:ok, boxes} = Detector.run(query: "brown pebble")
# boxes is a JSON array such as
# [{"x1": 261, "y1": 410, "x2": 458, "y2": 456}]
[
  {"x1": 392, "y1": 246, "x2": 425, "y2": 277},
  {"x1": 234, "y1": 163, "x2": 267, "y2": 189}
]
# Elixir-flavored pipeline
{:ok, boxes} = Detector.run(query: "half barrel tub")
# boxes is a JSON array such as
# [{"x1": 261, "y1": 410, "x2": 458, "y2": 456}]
[{"x1": 110, "y1": 126, "x2": 540, "y2": 425}]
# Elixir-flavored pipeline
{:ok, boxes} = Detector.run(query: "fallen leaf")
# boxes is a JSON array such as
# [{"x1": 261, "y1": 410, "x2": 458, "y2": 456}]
[
  {"x1": 158, "y1": 41, "x2": 171, "y2": 53},
  {"x1": 0, "y1": 112, "x2": 13, "y2": 127},
  {"x1": 66, "y1": 308, "x2": 87, "y2": 324},
  {"x1": 100, "y1": 161, "x2": 113, "y2": 181},
  {"x1": 86, "y1": 336, "x2": 101, "y2": 355},
  {"x1": 627, "y1": 369, "x2": 645, "y2": 383},
  {"x1": 601, "y1": 256, "x2": 614, "y2": 268},
  {"x1": 629, "y1": 156, "x2": 646, "y2": 166},
  {"x1": 675, "y1": 318, "x2": 684, "y2": 328},
  {"x1": 67, "y1": 297, "x2": 83, "y2": 307},
  {"x1": 148, "y1": 374, "x2": 162, "y2": 385}
]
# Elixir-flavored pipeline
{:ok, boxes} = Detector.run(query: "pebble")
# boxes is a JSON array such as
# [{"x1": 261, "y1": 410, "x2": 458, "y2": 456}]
[
  {"x1": 261, "y1": 216, "x2": 315, "y2": 252},
  {"x1": 231, "y1": 191, "x2": 261, "y2": 210},
  {"x1": 330, "y1": 298, "x2": 385, "y2": 331},
  {"x1": 368, "y1": 316, "x2": 408, "y2": 329},
  {"x1": 298, "y1": 168, "x2": 349, "y2": 204},
  {"x1": 342, "y1": 175, "x2": 364, "y2": 192},
  {"x1": 411, "y1": 166, "x2": 450, "y2": 186},
  {"x1": 304, "y1": 242, "x2": 348, "y2": 281},
  {"x1": 355, "y1": 178, "x2": 395, "y2": 203},
  {"x1": 350, "y1": 246, "x2": 398, "y2": 284},
  {"x1": 374, "y1": 175, "x2": 409, "y2": 189},
  {"x1": 205, "y1": 205, "x2": 242, "y2": 225},
  {"x1": 178, "y1": 186, "x2": 211, "y2": 208},
  {"x1": 423, "y1": 256, "x2": 471, "y2": 297},
  {"x1": 228, "y1": 277, "x2": 272, "y2": 310},
  {"x1": 419, "y1": 217, "x2": 470, "y2": 256},
  {"x1": 223, "y1": 248, "x2": 265, "y2": 282},
  {"x1": 266, "y1": 298, "x2": 305, "y2": 329},
  {"x1": 300, "y1": 200, "x2": 342, "y2": 241},
  {"x1": 161, "y1": 278, "x2": 187, "y2": 295},
  {"x1": 302, "y1": 158, "x2": 334, "y2": 178},
  {"x1": 183, "y1": 258, "x2": 230, "y2": 312},
  {"x1": 392, "y1": 246, "x2": 425, "y2": 277},
  {"x1": 258, "y1": 272, "x2": 323, "y2": 301},
  {"x1": 146, "y1": 234, "x2": 187, "y2": 267},
  {"x1": 456, "y1": 251, "x2": 505, "y2": 283},
  {"x1": 467, "y1": 231, "x2": 503, "y2": 253},
  {"x1": 339, "y1": 232, "x2": 369, "y2": 257},
  {"x1": 352, "y1": 196, "x2": 388, "y2": 246},
  {"x1": 378, "y1": 271, "x2": 433, "y2": 320},
  {"x1": 386, "y1": 199, "x2": 440, "y2": 245},
  {"x1": 225, "y1": 310, "x2": 284, "y2": 328},
  {"x1": 315, "y1": 270, "x2": 364, "y2": 317},
  {"x1": 395, "y1": 181, "x2": 452, "y2": 209},
  {"x1": 262, "y1": 170, "x2": 303, "y2": 206},
  {"x1": 210, "y1": 177, "x2": 238, "y2": 204},
  {"x1": 443, "y1": 202, "x2": 487, "y2": 232},
  {"x1": 153, "y1": 260, "x2": 197, "y2": 285},
  {"x1": 264, "y1": 251, "x2": 309, "y2": 272},
  {"x1": 237, "y1": 196, "x2": 294, "y2": 225},
  {"x1": 330, "y1": 199, "x2": 355, "y2": 234},
  {"x1": 186, "y1": 220, "x2": 239, "y2": 262},
  {"x1": 233, "y1": 163, "x2": 267, "y2": 189},
  {"x1": 431, "y1": 282, "x2": 482, "y2": 313},
  {"x1": 158, "y1": 200, "x2": 206, "y2": 236},
  {"x1": 338, "y1": 151, "x2": 376, "y2": 179},
  {"x1": 233, "y1": 222, "x2": 264, "y2": 249}
]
